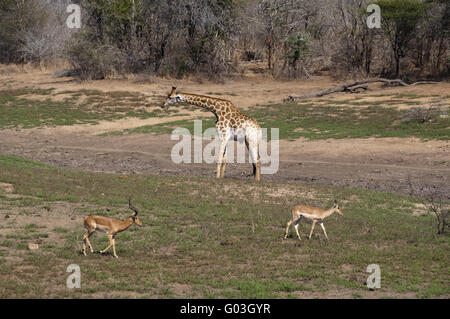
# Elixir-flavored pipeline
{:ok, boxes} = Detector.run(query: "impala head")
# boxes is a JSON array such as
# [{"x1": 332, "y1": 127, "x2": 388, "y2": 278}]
[
  {"x1": 333, "y1": 200, "x2": 343, "y2": 215},
  {"x1": 128, "y1": 198, "x2": 143, "y2": 226},
  {"x1": 163, "y1": 86, "x2": 183, "y2": 108}
]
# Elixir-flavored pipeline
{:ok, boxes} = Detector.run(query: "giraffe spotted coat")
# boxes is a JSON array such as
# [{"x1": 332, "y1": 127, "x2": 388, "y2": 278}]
[{"x1": 164, "y1": 87, "x2": 262, "y2": 181}]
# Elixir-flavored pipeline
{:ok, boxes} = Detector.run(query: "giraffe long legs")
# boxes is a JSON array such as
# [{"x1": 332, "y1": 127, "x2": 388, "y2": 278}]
[
  {"x1": 216, "y1": 130, "x2": 230, "y2": 179},
  {"x1": 216, "y1": 141, "x2": 228, "y2": 179},
  {"x1": 220, "y1": 146, "x2": 228, "y2": 178},
  {"x1": 245, "y1": 136, "x2": 261, "y2": 182}
]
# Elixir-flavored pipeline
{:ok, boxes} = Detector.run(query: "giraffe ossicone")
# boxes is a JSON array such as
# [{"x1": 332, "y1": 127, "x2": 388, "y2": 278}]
[{"x1": 164, "y1": 86, "x2": 262, "y2": 181}]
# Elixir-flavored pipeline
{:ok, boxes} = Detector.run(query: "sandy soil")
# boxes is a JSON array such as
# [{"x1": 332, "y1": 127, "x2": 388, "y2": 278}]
[
  {"x1": 6, "y1": 62, "x2": 449, "y2": 110},
  {"x1": 0, "y1": 68, "x2": 449, "y2": 199},
  {"x1": 2, "y1": 70, "x2": 338, "y2": 109}
]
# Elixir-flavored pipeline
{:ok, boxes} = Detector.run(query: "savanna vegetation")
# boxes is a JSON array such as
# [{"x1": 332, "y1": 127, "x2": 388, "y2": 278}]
[
  {"x1": 0, "y1": 0, "x2": 448, "y2": 80},
  {"x1": 0, "y1": 154, "x2": 448, "y2": 298},
  {"x1": 0, "y1": 0, "x2": 449, "y2": 300}
]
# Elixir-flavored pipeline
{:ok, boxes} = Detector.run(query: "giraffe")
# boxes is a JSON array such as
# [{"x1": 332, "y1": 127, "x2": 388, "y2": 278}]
[{"x1": 163, "y1": 86, "x2": 262, "y2": 181}]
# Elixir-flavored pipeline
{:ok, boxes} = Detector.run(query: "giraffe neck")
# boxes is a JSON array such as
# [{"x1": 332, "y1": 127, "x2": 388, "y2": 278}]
[{"x1": 178, "y1": 93, "x2": 227, "y2": 116}]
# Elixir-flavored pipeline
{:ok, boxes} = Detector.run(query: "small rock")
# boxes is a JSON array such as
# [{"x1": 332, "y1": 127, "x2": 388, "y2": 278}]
[
  {"x1": 28, "y1": 243, "x2": 39, "y2": 250},
  {"x1": 4, "y1": 215, "x2": 9, "y2": 219},
  {"x1": 220, "y1": 242, "x2": 232, "y2": 246}
]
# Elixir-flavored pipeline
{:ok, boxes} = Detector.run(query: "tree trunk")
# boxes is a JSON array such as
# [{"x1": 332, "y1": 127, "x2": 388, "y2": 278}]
[{"x1": 395, "y1": 54, "x2": 400, "y2": 76}]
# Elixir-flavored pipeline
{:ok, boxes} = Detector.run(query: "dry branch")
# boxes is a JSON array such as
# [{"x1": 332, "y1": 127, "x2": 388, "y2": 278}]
[
  {"x1": 345, "y1": 84, "x2": 367, "y2": 93},
  {"x1": 284, "y1": 78, "x2": 439, "y2": 102}
]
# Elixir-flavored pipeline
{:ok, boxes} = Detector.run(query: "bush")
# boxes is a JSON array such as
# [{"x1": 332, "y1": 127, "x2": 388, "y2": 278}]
[
  {"x1": 65, "y1": 38, "x2": 128, "y2": 80},
  {"x1": 0, "y1": 0, "x2": 73, "y2": 64},
  {"x1": 61, "y1": 0, "x2": 236, "y2": 80},
  {"x1": 401, "y1": 106, "x2": 443, "y2": 123}
]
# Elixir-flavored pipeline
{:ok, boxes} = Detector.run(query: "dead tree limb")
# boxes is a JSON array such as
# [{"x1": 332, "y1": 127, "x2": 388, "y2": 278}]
[
  {"x1": 344, "y1": 84, "x2": 367, "y2": 93},
  {"x1": 284, "y1": 78, "x2": 439, "y2": 102}
]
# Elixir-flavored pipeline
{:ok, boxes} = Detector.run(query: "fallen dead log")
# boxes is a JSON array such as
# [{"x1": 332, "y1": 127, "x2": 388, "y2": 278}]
[
  {"x1": 344, "y1": 84, "x2": 367, "y2": 93},
  {"x1": 285, "y1": 78, "x2": 439, "y2": 102}
]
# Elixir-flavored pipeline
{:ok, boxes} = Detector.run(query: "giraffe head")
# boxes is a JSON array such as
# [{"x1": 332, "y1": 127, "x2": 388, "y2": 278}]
[{"x1": 163, "y1": 86, "x2": 184, "y2": 108}]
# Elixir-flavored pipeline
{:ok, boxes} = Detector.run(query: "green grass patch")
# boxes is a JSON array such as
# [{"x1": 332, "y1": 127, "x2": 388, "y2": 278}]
[
  {"x1": 249, "y1": 103, "x2": 450, "y2": 140},
  {"x1": 0, "y1": 95, "x2": 103, "y2": 128},
  {"x1": 0, "y1": 155, "x2": 448, "y2": 298},
  {"x1": 3, "y1": 88, "x2": 447, "y2": 141},
  {"x1": 99, "y1": 96, "x2": 449, "y2": 141},
  {"x1": 0, "y1": 154, "x2": 51, "y2": 169},
  {"x1": 0, "y1": 88, "x2": 166, "y2": 129}
]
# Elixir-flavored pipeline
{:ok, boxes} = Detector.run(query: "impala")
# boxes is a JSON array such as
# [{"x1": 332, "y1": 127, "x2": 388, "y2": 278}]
[
  {"x1": 284, "y1": 200, "x2": 343, "y2": 241},
  {"x1": 82, "y1": 198, "x2": 142, "y2": 258}
]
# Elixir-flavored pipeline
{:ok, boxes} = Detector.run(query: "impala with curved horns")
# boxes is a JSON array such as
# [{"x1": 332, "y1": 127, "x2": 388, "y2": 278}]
[{"x1": 82, "y1": 198, "x2": 142, "y2": 258}]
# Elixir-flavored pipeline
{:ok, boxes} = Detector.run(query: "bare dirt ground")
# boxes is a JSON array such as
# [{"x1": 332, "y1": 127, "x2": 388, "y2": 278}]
[
  {"x1": 1, "y1": 128, "x2": 448, "y2": 199},
  {"x1": 1, "y1": 66, "x2": 449, "y2": 199}
]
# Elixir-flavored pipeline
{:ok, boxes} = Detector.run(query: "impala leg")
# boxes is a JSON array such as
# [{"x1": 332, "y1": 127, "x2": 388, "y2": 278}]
[
  {"x1": 309, "y1": 220, "x2": 317, "y2": 239},
  {"x1": 100, "y1": 234, "x2": 114, "y2": 254},
  {"x1": 294, "y1": 218, "x2": 302, "y2": 240},
  {"x1": 83, "y1": 230, "x2": 94, "y2": 255},
  {"x1": 319, "y1": 221, "x2": 328, "y2": 239},
  {"x1": 82, "y1": 234, "x2": 87, "y2": 256},
  {"x1": 86, "y1": 232, "x2": 94, "y2": 253},
  {"x1": 112, "y1": 237, "x2": 118, "y2": 259},
  {"x1": 284, "y1": 219, "x2": 293, "y2": 239}
]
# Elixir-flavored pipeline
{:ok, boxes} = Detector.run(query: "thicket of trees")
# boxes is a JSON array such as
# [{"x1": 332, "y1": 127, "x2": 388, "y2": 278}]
[{"x1": 0, "y1": 0, "x2": 448, "y2": 80}]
